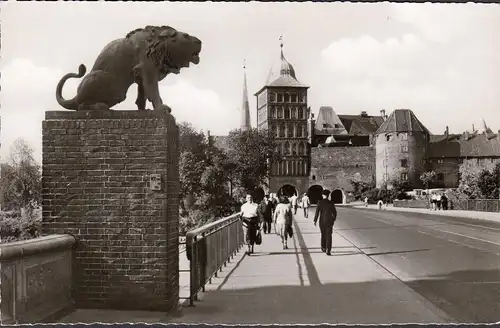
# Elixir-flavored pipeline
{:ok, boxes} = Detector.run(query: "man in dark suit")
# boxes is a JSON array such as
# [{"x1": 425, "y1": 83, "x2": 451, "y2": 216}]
[
  {"x1": 313, "y1": 189, "x2": 337, "y2": 256},
  {"x1": 258, "y1": 195, "x2": 273, "y2": 234}
]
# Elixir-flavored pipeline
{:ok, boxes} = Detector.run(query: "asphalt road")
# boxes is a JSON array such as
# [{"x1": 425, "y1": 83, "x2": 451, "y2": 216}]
[{"x1": 334, "y1": 206, "x2": 500, "y2": 324}]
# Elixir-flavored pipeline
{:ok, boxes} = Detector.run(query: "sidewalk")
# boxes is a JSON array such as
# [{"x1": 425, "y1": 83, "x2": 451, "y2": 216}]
[
  {"x1": 168, "y1": 211, "x2": 452, "y2": 325},
  {"x1": 353, "y1": 204, "x2": 500, "y2": 223}
]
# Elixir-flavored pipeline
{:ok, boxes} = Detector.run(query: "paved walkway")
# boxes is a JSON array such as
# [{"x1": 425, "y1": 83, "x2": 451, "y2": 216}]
[
  {"x1": 59, "y1": 208, "x2": 454, "y2": 324},
  {"x1": 354, "y1": 203, "x2": 500, "y2": 223}
]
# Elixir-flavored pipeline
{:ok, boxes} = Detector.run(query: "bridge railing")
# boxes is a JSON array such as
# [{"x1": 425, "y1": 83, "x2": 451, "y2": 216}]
[
  {"x1": 0, "y1": 234, "x2": 76, "y2": 324},
  {"x1": 184, "y1": 212, "x2": 244, "y2": 306}
]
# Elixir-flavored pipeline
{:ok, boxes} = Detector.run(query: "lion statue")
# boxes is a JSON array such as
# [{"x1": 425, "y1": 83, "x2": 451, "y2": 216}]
[{"x1": 56, "y1": 25, "x2": 202, "y2": 112}]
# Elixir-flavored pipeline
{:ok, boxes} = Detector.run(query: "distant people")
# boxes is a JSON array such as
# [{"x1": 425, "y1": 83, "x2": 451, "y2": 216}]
[
  {"x1": 364, "y1": 197, "x2": 368, "y2": 207},
  {"x1": 274, "y1": 196, "x2": 293, "y2": 249},
  {"x1": 240, "y1": 194, "x2": 261, "y2": 255},
  {"x1": 441, "y1": 194, "x2": 448, "y2": 210},
  {"x1": 290, "y1": 194, "x2": 298, "y2": 215},
  {"x1": 313, "y1": 190, "x2": 337, "y2": 256},
  {"x1": 436, "y1": 194, "x2": 442, "y2": 210},
  {"x1": 258, "y1": 195, "x2": 273, "y2": 234},
  {"x1": 377, "y1": 199, "x2": 384, "y2": 210},
  {"x1": 431, "y1": 194, "x2": 438, "y2": 210},
  {"x1": 302, "y1": 193, "x2": 311, "y2": 218}
]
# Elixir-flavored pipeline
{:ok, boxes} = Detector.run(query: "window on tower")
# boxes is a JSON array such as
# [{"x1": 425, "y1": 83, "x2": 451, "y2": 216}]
[
  {"x1": 400, "y1": 159, "x2": 408, "y2": 167},
  {"x1": 277, "y1": 93, "x2": 283, "y2": 102},
  {"x1": 401, "y1": 145, "x2": 409, "y2": 153},
  {"x1": 277, "y1": 107, "x2": 283, "y2": 119},
  {"x1": 284, "y1": 141, "x2": 290, "y2": 155},
  {"x1": 292, "y1": 143, "x2": 297, "y2": 155},
  {"x1": 301, "y1": 93, "x2": 306, "y2": 103},
  {"x1": 298, "y1": 142, "x2": 304, "y2": 155},
  {"x1": 270, "y1": 106, "x2": 276, "y2": 118},
  {"x1": 280, "y1": 124, "x2": 285, "y2": 137},
  {"x1": 291, "y1": 93, "x2": 297, "y2": 102},
  {"x1": 292, "y1": 107, "x2": 297, "y2": 119},
  {"x1": 298, "y1": 107, "x2": 304, "y2": 119},
  {"x1": 400, "y1": 172, "x2": 408, "y2": 181},
  {"x1": 284, "y1": 108, "x2": 290, "y2": 119},
  {"x1": 270, "y1": 93, "x2": 276, "y2": 103},
  {"x1": 288, "y1": 124, "x2": 294, "y2": 138},
  {"x1": 284, "y1": 93, "x2": 290, "y2": 102}
]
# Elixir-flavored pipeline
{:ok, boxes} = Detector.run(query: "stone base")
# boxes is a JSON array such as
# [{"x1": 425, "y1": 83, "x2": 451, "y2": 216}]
[{"x1": 41, "y1": 110, "x2": 180, "y2": 312}]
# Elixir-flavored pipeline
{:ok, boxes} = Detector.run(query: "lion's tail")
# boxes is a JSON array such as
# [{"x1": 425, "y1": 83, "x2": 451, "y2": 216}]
[{"x1": 55, "y1": 64, "x2": 86, "y2": 110}]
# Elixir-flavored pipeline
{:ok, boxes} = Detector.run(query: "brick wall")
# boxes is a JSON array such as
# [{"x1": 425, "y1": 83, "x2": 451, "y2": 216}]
[
  {"x1": 41, "y1": 110, "x2": 179, "y2": 312},
  {"x1": 310, "y1": 146, "x2": 375, "y2": 193}
]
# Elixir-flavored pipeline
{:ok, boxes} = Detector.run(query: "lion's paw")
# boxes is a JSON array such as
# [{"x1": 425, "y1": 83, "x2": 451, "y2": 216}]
[{"x1": 154, "y1": 104, "x2": 172, "y2": 113}]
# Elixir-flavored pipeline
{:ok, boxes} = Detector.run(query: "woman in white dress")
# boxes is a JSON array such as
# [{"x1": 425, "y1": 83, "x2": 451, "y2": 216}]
[{"x1": 273, "y1": 196, "x2": 293, "y2": 249}]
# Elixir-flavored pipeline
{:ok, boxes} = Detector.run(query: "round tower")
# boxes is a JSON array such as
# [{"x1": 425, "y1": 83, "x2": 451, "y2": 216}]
[{"x1": 375, "y1": 109, "x2": 430, "y2": 189}]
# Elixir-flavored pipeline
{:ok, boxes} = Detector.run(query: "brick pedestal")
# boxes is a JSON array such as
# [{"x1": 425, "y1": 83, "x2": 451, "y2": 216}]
[{"x1": 41, "y1": 110, "x2": 179, "y2": 312}]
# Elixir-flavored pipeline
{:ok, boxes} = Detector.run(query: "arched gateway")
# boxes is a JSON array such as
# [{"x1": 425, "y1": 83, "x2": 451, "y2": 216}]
[
  {"x1": 278, "y1": 184, "x2": 298, "y2": 198},
  {"x1": 331, "y1": 189, "x2": 344, "y2": 204},
  {"x1": 307, "y1": 185, "x2": 323, "y2": 205}
]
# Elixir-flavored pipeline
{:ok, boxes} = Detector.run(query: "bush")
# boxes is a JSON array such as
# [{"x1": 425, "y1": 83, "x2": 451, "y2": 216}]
[{"x1": 0, "y1": 207, "x2": 42, "y2": 244}]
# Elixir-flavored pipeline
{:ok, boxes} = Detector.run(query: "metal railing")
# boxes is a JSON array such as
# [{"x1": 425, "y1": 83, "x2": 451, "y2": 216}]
[{"x1": 184, "y1": 212, "x2": 244, "y2": 306}]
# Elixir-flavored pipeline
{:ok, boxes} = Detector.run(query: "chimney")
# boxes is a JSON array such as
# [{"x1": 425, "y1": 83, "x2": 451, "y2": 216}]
[
  {"x1": 445, "y1": 126, "x2": 449, "y2": 140},
  {"x1": 361, "y1": 111, "x2": 368, "y2": 117},
  {"x1": 464, "y1": 130, "x2": 470, "y2": 140},
  {"x1": 380, "y1": 109, "x2": 386, "y2": 120},
  {"x1": 472, "y1": 124, "x2": 475, "y2": 132}
]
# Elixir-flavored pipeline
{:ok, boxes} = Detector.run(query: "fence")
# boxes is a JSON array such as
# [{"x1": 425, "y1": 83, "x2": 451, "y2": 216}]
[
  {"x1": 184, "y1": 212, "x2": 244, "y2": 306},
  {"x1": 450, "y1": 199, "x2": 500, "y2": 212}
]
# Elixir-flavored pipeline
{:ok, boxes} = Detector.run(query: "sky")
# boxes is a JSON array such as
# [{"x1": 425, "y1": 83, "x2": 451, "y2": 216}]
[{"x1": 1, "y1": 2, "x2": 500, "y2": 164}]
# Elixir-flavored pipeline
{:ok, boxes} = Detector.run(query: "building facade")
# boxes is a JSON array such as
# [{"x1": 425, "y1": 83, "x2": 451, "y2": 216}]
[{"x1": 254, "y1": 42, "x2": 310, "y2": 196}]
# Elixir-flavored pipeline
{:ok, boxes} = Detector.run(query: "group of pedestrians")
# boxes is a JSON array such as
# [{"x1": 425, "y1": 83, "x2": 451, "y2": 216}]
[
  {"x1": 239, "y1": 190, "x2": 337, "y2": 256},
  {"x1": 430, "y1": 193, "x2": 448, "y2": 210}
]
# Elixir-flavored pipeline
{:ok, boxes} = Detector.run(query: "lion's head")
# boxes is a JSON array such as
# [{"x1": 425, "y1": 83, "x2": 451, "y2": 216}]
[{"x1": 145, "y1": 26, "x2": 202, "y2": 75}]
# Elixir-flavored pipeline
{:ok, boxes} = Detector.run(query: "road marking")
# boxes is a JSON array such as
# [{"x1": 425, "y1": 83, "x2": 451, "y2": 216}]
[{"x1": 422, "y1": 226, "x2": 500, "y2": 248}]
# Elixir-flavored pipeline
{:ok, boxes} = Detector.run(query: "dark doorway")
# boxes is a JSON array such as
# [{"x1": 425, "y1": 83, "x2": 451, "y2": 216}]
[
  {"x1": 307, "y1": 185, "x2": 323, "y2": 205},
  {"x1": 278, "y1": 184, "x2": 297, "y2": 198},
  {"x1": 331, "y1": 189, "x2": 343, "y2": 204},
  {"x1": 253, "y1": 187, "x2": 265, "y2": 203}
]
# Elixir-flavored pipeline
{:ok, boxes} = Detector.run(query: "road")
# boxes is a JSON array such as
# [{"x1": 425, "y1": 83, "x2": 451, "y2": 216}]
[{"x1": 335, "y1": 206, "x2": 500, "y2": 323}]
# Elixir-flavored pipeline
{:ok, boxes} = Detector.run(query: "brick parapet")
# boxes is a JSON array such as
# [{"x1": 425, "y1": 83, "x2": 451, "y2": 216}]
[{"x1": 41, "y1": 110, "x2": 179, "y2": 312}]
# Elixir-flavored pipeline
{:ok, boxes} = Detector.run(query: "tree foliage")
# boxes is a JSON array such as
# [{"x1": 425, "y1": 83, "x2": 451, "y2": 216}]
[
  {"x1": 225, "y1": 127, "x2": 279, "y2": 192},
  {"x1": 457, "y1": 164, "x2": 483, "y2": 199},
  {"x1": 1, "y1": 139, "x2": 41, "y2": 212},
  {"x1": 419, "y1": 171, "x2": 437, "y2": 191},
  {"x1": 476, "y1": 162, "x2": 500, "y2": 199}
]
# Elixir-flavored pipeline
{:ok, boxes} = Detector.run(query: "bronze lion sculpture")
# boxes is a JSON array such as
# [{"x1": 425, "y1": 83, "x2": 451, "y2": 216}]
[{"x1": 56, "y1": 25, "x2": 202, "y2": 112}]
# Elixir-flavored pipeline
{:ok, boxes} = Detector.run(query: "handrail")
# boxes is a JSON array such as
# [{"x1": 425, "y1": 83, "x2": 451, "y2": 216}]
[{"x1": 185, "y1": 212, "x2": 244, "y2": 306}]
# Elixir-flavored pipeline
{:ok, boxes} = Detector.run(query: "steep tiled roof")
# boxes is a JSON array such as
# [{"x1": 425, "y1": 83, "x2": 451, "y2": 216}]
[
  {"x1": 338, "y1": 115, "x2": 384, "y2": 135},
  {"x1": 428, "y1": 132, "x2": 500, "y2": 158},
  {"x1": 375, "y1": 109, "x2": 430, "y2": 134},
  {"x1": 266, "y1": 74, "x2": 309, "y2": 88},
  {"x1": 314, "y1": 106, "x2": 348, "y2": 136}
]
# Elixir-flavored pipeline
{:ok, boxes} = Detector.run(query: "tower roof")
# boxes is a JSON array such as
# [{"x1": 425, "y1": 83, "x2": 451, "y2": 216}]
[
  {"x1": 375, "y1": 109, "x2": 429, "y2": 134},
  {"x1": 240, "y1": 60, "x2": 251, "y2": 130},
  {"x1": 255, "y1": 36, "x2": 308, "y2": 95}
]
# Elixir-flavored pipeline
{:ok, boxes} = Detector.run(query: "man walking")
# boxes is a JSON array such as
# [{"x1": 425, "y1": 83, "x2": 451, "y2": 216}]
[
  {"x1": 258, "y1": 195, "x2": 273, "y2": 234},
  {"x1": 301, "y1": 193, "x2": 310, "y2": 218},
  {"x1": 313, "y1": 190, "x2": 337, "y2": 256}
]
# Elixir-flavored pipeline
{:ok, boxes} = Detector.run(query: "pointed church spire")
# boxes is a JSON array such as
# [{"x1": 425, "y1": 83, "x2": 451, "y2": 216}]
[
  {"x1": 279, "y1": 35, "x2": 284, "y2": 59},
  {"x1": 240, "y1": 59, "x2": 251, "y2": 131}
]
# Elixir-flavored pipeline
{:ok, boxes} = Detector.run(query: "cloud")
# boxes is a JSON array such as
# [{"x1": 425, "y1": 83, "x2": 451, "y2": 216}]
[{"x1": 1, "y1": 59, "x2": 234, "y2": 163}]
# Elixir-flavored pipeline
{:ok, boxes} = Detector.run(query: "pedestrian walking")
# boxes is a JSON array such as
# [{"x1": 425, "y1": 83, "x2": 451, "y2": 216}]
[
  {"x1": 441, "y1": 194, "x2": 448, "y2": 210},
  {"x1": 302, "y1": 193, "x2": 310, "y2": 218},
  {"x1": 240, "y1": 194, "x2": 261, "y2": 255},
  {"x1": 377, "y1": 199, "x2": 384, "y2": 210},
  {"x1": 273, "y1": 196, "x2": 293, "y2": 249},
  {"x1": 290, "y1": 194, "x2": 298, "y2": 215},
  {"x1": 258, "y1": 194, "x2": 273, "y2": 234},
  {"x1": 364, "y1": 196, "x2": 368, "y2": 207},
  {"x1": 313, "y1": 190, "x2": 337, "y2": 256}
]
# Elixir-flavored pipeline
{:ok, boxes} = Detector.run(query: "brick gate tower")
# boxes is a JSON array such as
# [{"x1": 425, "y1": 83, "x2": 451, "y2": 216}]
[{"x1": 254, "y1": 36, "x2": 310, "y2": 196}]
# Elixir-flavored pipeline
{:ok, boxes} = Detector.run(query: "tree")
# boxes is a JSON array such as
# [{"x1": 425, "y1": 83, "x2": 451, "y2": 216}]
[
  {"x1": 457, "y1": 164, "x2": 482, "y2": 199},
  {"x1": 420, "y1": 170, "x2": 437, "y2": 194},
  {"x1": 225, "y1": 128, "x2": 279, "y2": 192},
  {"x1": 477, "y1": 169, "x2": 497, "y2": 199},
  {"x1": 1, "y1": 139, "x2": 41, "y2": 212}
]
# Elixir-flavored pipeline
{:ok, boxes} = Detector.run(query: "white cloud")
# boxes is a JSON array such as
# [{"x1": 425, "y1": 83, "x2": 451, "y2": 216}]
[{"x1": 1, "y1": 59, "x2": 234, "y2": 163}]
